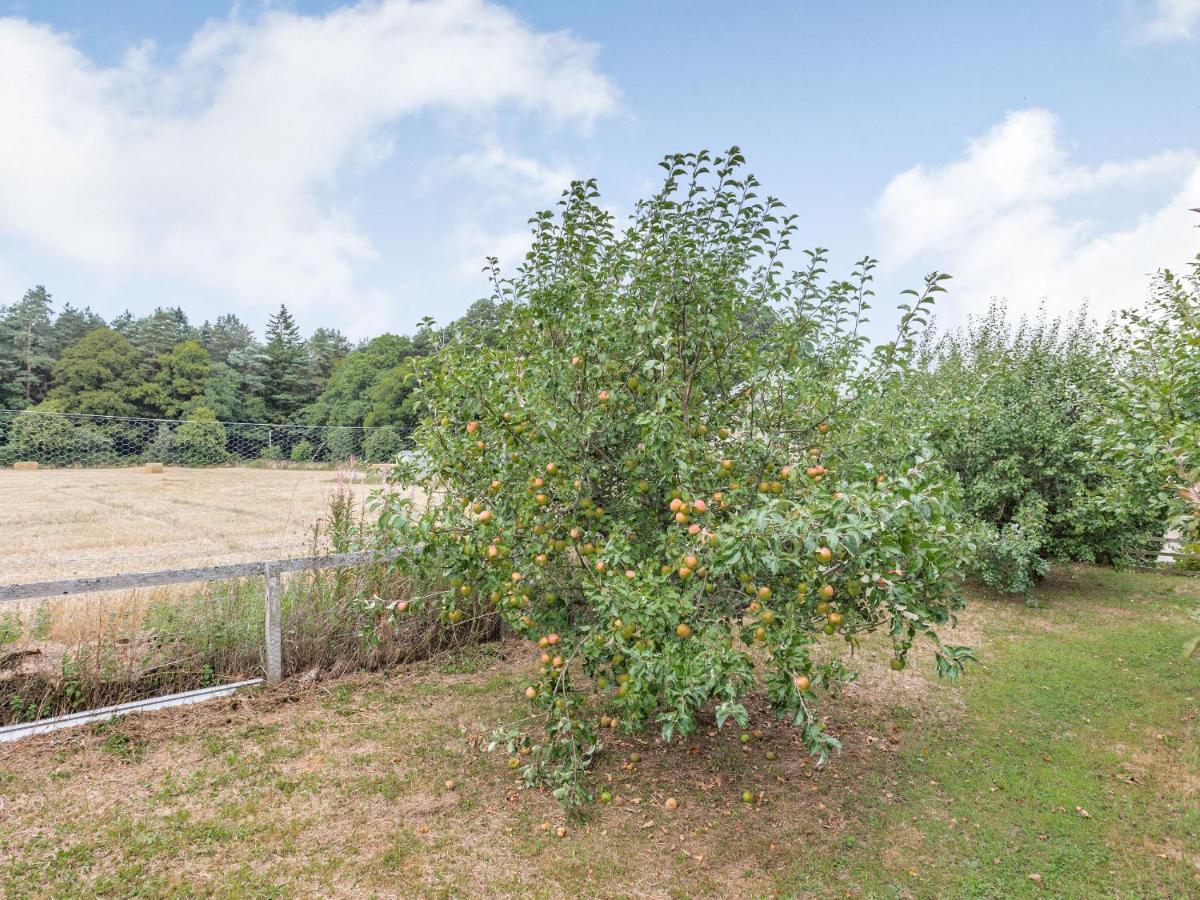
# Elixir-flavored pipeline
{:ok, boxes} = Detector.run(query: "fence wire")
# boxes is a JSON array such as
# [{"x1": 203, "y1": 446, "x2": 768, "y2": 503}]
[{"x1": 0, "y1": 409, "x2": 409, "y2": 468}]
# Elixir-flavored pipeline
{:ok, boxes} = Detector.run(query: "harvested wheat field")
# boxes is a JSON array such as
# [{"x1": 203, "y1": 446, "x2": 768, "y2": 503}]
[{"x1": 0, "y1": 465, "x2": 383, "y2": 584}]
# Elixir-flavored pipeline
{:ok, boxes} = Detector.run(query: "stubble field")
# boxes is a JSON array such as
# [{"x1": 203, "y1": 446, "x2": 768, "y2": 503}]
[{"x1": 0, "y1": 465, "x2": 378, "y2": 585}]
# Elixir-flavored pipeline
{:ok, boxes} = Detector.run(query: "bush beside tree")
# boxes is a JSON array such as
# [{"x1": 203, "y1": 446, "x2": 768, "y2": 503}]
[{"x1": 903, "y1": 305, "x2": 1169, "y2": 593}]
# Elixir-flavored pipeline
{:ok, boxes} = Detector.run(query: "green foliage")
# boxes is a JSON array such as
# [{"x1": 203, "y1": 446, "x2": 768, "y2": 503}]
[
  {"x1": 263, "y1": 304, "x2": 313, "y2": 421},
  {"x1": 0, "y1": 613, "x2": 21, "y2": 646},
  {"x1": 118, "y1": 306, "x2": 195, "y2": 358},
  {"x1": 306, "y1": 333, "x2": 422, "y2": 430},
  {"x1": 1109, "y1": 257, "x2": 1200, "y2": 534},
  {"x1": 290, "y1": 438, "x2": 316, "y2": 462},
  {"x1": 306, "y1": 327, "x2": 353, "y2": 395},
  {"x1": 363, "y1": 426, "x2": 403, "y2": 462},
  {"x1": 47, "y1": 327, "x2": 147, "y2": 416},
  {"x1": 969, "y1": 501, "x2": 1050, "y2": 595},
  {"x1": 905, "y1": 304, "x2": 1168, "y2": 592},
  {"x1": 326, "y1": 426, "x2": 360, "y2": 461},
  {"x1": 3, "y1": 402, "x2": 113, "y2": 465},
  {"x1": 1108, "y1": 257, "x2": 1200, "y2": 656},
  {"x1": 0, "y1": 286, "x2": 56, "y2": 407},
  {"x1": 154, "y1": 340, "x2": 213, "y2": 417},
  {"x1": 50, "y1": 303, "x2": 106, "y2": 352},
  {"x1": 376, "y1": 149, "x2": 970, "y2": 805},
  {"x1": 170, "y1": 406, "x2": 230, "y2": 465}
]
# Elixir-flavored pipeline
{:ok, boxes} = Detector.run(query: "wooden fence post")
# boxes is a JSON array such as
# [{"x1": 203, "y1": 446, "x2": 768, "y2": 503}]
[{"x1": 264, "y1": 562, "x2": 282, "y2": 684}]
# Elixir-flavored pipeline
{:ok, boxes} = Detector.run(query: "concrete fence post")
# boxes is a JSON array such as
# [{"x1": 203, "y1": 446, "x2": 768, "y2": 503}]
[{"x1": 264, "y1": 562, "x2": 282, "y2": 684}]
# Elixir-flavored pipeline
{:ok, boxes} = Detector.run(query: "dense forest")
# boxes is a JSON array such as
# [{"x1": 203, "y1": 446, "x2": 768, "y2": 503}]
[{"x1": 0, "y1": 285, "x2": 498, "y2": 460}]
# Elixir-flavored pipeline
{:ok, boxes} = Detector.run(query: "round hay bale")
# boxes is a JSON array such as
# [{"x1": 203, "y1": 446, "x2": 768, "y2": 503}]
[
  {"x1": 13, "y1": 461, "x2": 39, "y2": 471},
  {"x1": 143, "y1": 462, "x2": 165, "y2": 474}
]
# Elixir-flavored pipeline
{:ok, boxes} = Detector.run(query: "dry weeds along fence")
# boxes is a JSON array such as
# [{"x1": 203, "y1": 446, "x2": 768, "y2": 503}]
[{"x1": 0, "y1": 548, "x2": 498, "y2": 735}]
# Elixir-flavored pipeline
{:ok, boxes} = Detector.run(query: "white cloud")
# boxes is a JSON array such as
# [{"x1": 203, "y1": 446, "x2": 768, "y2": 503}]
[
  {"x1": 448, "y1": 223, "x2": 533, "y2": 282},
  {"x1": 0, "y1": 0, "x2": 617, "y2": 328},
  {"x1": 872, "y1": 108, "x2": 1200, "y2": 323},
  {"x1": 1138, "y1": 0, "x2": 1200, "y2": 41},
  {"x1": 427, "y1": 141, "x2": 579, "y2": 198}
]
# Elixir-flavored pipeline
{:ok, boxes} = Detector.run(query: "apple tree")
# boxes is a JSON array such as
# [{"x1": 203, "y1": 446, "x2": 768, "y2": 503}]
[{"x1": 375, "y1": 150, "x2": 973, "y2": 804}]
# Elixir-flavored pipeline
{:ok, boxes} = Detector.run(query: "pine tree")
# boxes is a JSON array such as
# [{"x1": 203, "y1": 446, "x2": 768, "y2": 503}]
[
  {"x1": 200, "y1": 313, "x2": 259, "y2": 366},
  {"x1": 306, "y1": 327, "x2": 352, "y2": 395},
  {"x1": 52, "y1": 304, "x2": 106, "y2": 352},
  {"x1": 263, "y1": 305, "x2": 312, "y2": 421},
  {"x1": 126, "y1": 307, "x2": 195, "y2": 360},
  {"x1": 0, "y1": 286, "x2": 56, "y2": 407}
]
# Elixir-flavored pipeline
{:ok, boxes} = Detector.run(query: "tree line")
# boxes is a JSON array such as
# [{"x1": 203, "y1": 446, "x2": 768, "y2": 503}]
[
  {"x1": 2, "y1": 248, "x2": 1196, "y2": 597},
  {"x1": 0, "y1": 286, "x2": 499, "y2": 447}
]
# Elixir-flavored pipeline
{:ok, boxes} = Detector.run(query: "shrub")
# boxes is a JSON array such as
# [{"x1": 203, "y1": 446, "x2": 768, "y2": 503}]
[
  {"x1": 290, "y1": 439, "x2": 315, "y2": 462},
  {"x1": 905, "y1": 304, "x2": 1169, "y2": 592},
  {"x1": 3, "y1": 404, "x2": 112, "y2": 465},
  {"x1": 326, "y1": 427, "x2": 359, "y2": 461},
  {"x1": 970, "y1": 501, "x2": 1050, "y2": 595},
  {"x1": 171, "y1": 407, "x2": 229, "y2": 465},
  {"x1": 259, "y1": 444, "x2": 283, "y2": 461},
  {"x1": 376, "y1": 150, "x2": 973, "y2": 805},
  {"x1": 363, "y1": 426, "x2": 403, "y2": 463}
]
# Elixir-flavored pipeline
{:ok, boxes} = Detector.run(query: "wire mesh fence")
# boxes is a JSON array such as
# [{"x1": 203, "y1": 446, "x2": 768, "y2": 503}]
[{"x1": 0, "y1": 409, "x2": 410, "y2": 468}]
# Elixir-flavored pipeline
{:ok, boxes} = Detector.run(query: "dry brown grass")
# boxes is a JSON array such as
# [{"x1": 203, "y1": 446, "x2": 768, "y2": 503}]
[
  {"x1": 0, "y1": 465, "x2": 382, "y2": 584},
  {"x1": 0, "y1": 637, "x2": 924, "y2": 899}
]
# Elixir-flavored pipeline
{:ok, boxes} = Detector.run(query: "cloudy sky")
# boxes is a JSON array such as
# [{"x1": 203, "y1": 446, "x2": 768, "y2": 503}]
[{"x1": 1, "y1": 0, "x2": 1197, "y2": 339}]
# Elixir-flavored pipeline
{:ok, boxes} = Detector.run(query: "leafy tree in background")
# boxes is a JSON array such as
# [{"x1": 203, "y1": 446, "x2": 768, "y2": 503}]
[
  {"x1": 902, "y1": 304, "x2": 1169, "y2": 593},
  {"x1": 153, "y1": 340, "x2": 213, "y2": 417},
  {"x1": 362, "y1": 426, "x2": 403, "y2": 462},
  {"x1": 445, "y1": 298, "x2": 502, "y2": 341},
  {"x1": 364, "y1": 366, "x2": 419, "y2": 429},
  {"x1": 197, "y1": 314, "x2": 269, "y2": 420},
  {"x1": 263, "y1": 304, "x2": 312, "y2": 421},
  {"x1": 306, "y1": 333, "x2": 418, "y2": 427},
  {"x1": 199, "y1": 313, "x2": 258, "y2": 365},
  {"x1": 0, "y1": 286, "x2": 56, "y2": 407},
  {"x1": 46, "y1": 327, "x2": 147, "y2": 417},
  {"x1": 1, "y1": 401, "x2": 113, "y2": 465},
  {"x1": 170, "y1": 406, "x2": 230, "y2": 465},
  {"x1": 200, "y1": 362, "x2": 268, "y2": 422}
]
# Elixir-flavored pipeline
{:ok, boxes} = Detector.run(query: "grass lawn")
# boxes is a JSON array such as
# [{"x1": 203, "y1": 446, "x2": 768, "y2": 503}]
[{"x1": 1, "y1": 565, "x2": 1196, "y2": 898}]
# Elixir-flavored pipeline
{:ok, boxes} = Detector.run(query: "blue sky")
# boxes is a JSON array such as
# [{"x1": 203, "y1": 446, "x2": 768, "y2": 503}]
[{"x1": 1, "y1": 0, "x2": 1197, "y2": 340}]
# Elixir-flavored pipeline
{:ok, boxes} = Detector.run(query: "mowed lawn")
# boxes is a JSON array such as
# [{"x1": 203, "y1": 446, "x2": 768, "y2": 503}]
[{"x1": 0, "y1": 566, "x2": 1196, "y2": 898}]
